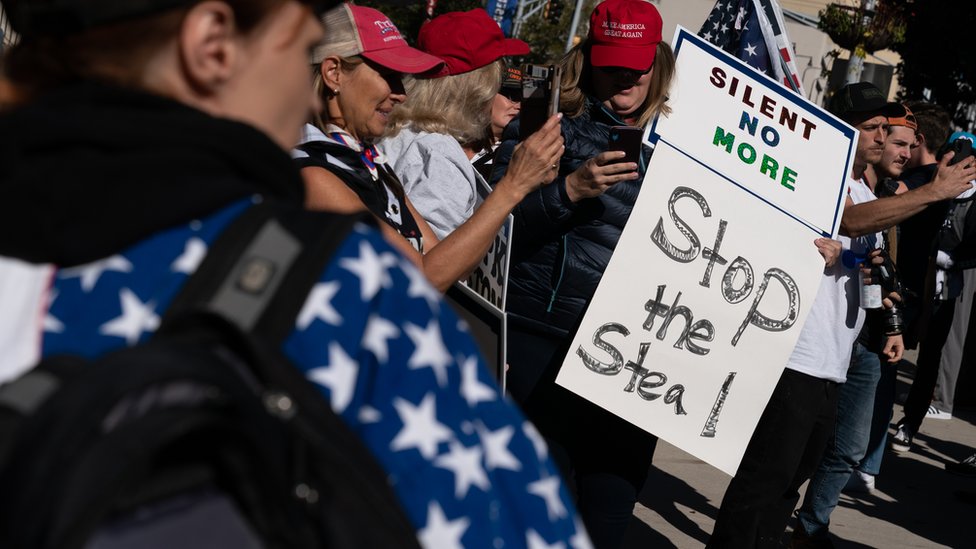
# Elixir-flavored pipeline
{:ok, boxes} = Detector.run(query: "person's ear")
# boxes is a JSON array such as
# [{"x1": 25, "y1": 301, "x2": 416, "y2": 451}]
[
  {"x1": 178, "y1": 1, "x2": 238, "y2": 93},
  {"x1": 320, "y1": 57, "x2": 342, "y2": 93}
]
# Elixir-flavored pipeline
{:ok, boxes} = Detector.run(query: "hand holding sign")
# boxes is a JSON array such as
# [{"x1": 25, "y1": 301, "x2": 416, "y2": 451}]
[{"x1": 565, "y1": 151, "x2": 639, "y2": 202}]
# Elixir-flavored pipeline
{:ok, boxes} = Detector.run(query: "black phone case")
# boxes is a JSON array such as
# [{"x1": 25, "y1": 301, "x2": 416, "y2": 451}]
[{"x1": 608, "y1": 126, "x2": 643, "y2": 165}]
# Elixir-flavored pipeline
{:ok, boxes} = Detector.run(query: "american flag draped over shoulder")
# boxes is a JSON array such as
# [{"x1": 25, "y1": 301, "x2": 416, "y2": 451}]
[{"x1": 699, "y1": 0, "x2": 804, "y2": 96}]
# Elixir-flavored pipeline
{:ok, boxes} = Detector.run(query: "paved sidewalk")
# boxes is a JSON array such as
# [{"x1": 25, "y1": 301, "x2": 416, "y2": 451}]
[{"x1": 622, "y1": 355, "x2": 976, "y2": 548}]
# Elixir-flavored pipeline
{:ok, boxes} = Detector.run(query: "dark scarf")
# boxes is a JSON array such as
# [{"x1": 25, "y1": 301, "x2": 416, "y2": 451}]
[{"x1": 0, "y1": 81, "x2": 305, "y2": 266}]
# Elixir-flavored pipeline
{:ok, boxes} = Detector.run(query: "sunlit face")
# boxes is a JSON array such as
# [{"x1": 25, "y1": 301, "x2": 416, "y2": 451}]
[
  {"x1": 490, "y1": 91, "x2": 521, "y2": 141},
  {"x1": 854, "y1": 114, "x2": 888, "y2": 167},
  {"x1": 230, "y1": 2, "x2": 325, "y2": 149},
  {"x1": 335, "y1": 60, "x2": 406, "y2": 141},
  {"x1": 877, "y1": 125, "x2": 916, "y2": 178},
  {"x1": 591, "y1": 64, "x2": 653, "y2": 119}
]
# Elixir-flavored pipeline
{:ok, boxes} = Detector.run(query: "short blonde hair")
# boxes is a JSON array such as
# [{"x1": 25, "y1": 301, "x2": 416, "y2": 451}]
[
  {"x1": 558, "y1": 40, "x2": 675, "y2": 128},
  {"x1": 386, "y1": 60, "x2": 503, "y2": 147}
]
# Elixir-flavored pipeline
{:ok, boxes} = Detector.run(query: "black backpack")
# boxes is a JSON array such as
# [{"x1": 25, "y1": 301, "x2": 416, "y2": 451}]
[{"x1": 0, "y1": 202, "x2": 420, "y2": 549}]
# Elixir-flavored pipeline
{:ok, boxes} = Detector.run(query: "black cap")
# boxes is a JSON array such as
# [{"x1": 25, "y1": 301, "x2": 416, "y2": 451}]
[
  {"x1": 828, "y1": 82, "x2": 906, "y2": 122},
  {"x1": 5, "y1": 0, "x2": 337, "y2": 37},
  {"x1": 5, "y1": 0, "x2": 195, "y2": 36}
]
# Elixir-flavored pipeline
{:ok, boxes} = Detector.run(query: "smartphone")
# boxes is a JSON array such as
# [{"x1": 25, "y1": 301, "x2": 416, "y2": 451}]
[
  {"x1": 607, "y1": 126, "x2": 643, "y2": 165},
  {"x1": 519, "y1": 64, "x2": 562, "y2": 141}
]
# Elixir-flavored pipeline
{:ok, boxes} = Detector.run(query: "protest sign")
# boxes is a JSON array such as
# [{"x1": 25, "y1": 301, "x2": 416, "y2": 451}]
[
  {"x1": 555, "y1": 28, "x2": 856, "y2": 475},
  {"x1": 465, "y1": 176, "x2": 513, "y2": 311}
]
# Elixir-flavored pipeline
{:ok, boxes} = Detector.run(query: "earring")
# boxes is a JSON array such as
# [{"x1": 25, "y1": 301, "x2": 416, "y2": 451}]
[{"x1": 333, "y1": 88, "x2": 340, "y2": 95}]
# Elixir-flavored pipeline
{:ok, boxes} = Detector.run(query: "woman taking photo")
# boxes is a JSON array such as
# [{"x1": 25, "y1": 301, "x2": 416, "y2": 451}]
[
  {"x1": 296, "y1": 4, "x2": 563, "y2": 291},
  {"x1": 491, "y1": 0, "x2": 676, "y2": 546},
  {"x1": 381, "y1": 9, "x2": 529, "y2": 239}
]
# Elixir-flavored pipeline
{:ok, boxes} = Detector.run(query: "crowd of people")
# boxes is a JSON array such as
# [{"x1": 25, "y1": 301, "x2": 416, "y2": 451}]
[{"x1": 0, "y1": 0, "x2": 973, "y2": 548}]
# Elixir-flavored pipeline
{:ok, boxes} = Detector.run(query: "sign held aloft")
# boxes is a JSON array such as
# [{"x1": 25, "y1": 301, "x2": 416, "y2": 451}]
[{"x1": 555, "y1": 28, "x2": 856, "y2": 475}]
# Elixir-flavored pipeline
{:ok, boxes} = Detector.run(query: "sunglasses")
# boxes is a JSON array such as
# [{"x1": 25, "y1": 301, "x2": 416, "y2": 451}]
[
  {"x1": 596, "y1": 65, "x2": 653, "y2": 76},
  {"x1": 498, "y1": 87, "x2": 522, "y2": 102}
]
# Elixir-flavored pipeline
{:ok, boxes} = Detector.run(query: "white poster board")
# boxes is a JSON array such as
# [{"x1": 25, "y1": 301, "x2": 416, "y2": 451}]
[
  {"x1": 465, "y1": 175, "x2": 513, "y2": 311},
  {"x1": 555, "y1": 28, "x2": 857, "y2": 475}
]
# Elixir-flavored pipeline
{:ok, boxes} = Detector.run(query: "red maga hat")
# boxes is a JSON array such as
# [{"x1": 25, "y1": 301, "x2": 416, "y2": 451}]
[
  {"x1": 313, "y1": 4, "x2": 443, "y2": 75},
  {"x1": 417, "y1": 9, "x2": 530, "y2": 78},
  {"x1": 588, "y1": 0, "x2": 663, "y2": 72}
]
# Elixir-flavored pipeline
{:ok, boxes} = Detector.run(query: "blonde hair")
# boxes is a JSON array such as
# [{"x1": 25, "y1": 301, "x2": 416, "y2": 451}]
[
  {"x1": 558, "y1": 40, "x2": 675, "y2": 128},
  {"x1": 386, "y1": 60, "x2": 504, "y2": 147}
]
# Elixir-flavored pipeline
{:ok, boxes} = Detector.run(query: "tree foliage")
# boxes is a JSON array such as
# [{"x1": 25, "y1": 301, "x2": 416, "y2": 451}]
[{"x1": 887, "y1": 0, "x2": 976, "y2": 129}]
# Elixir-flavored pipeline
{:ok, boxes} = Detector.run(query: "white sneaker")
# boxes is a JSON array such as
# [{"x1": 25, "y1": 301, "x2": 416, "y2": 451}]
[
  {"x1": 892, "y1": 424, "x2": 914, "y2": 452},
  {"x1": 843, "y1": 469, "x2": 875, "y2": 493},
  {"x1": 926, "y1": 406, "x2": 953, "y2": 420}
]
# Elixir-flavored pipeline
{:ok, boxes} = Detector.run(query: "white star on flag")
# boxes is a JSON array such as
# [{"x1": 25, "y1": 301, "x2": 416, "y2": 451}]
[
  {"x1": 99, "y1": 287, "x2": 159, "y2": 345},
  {"x1": 391, "y1": 393, "x2": 452, "y2": 459},
  {"x1": 459, "y1": 355, "x2": 495, "y2": 407},
  {"x1": 571, "y1": 518, "x2": 595, "y2": 549},
  {"x1": 43, "y1": 289, "x2": 63, "y2": 333},
  {"x1": 527, "y1": 529, "x2": 566, "y2": 549},
  {"x1": 340, "y1": 240, "x2": 397, "y2": 301},
  {"x1": 712, "y1": 20, "x2": 720, "y2": 31},
  {"x1": 404, "y1": 320, "x2": 452, "y2": 387},
  {"x1": 362, "y1": 314, "x2": 399, "y2": 362},
  {"x1": 418, "y1": 501, "x2": 469, "y2": 549},
  {"x1": 433, "y1": 440, "x2": 490, "y2": 498},
  {"x1": 62, "y1": 255, "x2": 132, "y2": 292},
  {"x1": 478, "y1": 424, "x2": 521, "y2": 472},
  {"x1": 358, "y1": 405, "x2": 382, "y2": 423},
  {"x1": 528, "y1": 474, "x2": 568, "y2": 521},
  {"x1": 720, "y1": 22, "x2": 729, "y2": 33},
  {"x1": 297, "y1": 281, "x2": 343, "y2": 329},
  {"x1": 744, "y1": 43, "x2": 758, "y2": 57},
  {"x1": 306, "y1": 342, "x2": 358, "y2": 413},
  {"x1": 401, "y1": 260, "x2": 440, "y2": 313},
  {"x1": 523, "y1": 421, "x2": 549, "y2": 460},
  {"x1": 171, "y1": 237, "x2": 207, "y2": 274},
  {"x1": 703, "y1": 31, "x2": 713, "y2": 42}
]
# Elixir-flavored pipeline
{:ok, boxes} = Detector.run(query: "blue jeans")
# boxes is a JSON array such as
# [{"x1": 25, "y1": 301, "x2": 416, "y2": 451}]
[
  {"x1": 858, "y1": 356, "x2": 897, "y2": 475},
  {"x1": 796, "y1": 342, "x2": 881, "y2": 537}
]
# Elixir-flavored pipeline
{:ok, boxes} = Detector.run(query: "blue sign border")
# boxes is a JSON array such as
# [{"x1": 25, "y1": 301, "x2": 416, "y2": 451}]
[{"x1": 649, "y1": 28, "x2": 855, "y2": 238}]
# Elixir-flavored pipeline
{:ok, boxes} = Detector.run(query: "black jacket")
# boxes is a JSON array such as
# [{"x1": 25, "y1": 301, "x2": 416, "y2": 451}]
[
  {"x1": 0, "y1": 82, "x2": 304, "y2": 266},
  {"x1": 492, "y1": 97, "x2": 651, "y2": 335}
]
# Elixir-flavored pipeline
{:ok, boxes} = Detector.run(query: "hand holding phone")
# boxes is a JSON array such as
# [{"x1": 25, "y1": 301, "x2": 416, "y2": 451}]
[
  {"x1": 519, "y1": 64, "x2": 562, "y2": 141},
  {"x1": 607, "y1": 126, "x2": 643, "y2": 165}
]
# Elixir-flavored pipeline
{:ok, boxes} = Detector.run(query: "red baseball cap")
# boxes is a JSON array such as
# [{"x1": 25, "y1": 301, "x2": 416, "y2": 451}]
[
  {"x1": 588, "y1": 0, "x2": 663, "y2": 72},
  {"x1": 417, "y1": 9, "x2": 530, "y2": 78},
  {"x1": 312, "y1": 4, "x2": 443, "y2": 75}
]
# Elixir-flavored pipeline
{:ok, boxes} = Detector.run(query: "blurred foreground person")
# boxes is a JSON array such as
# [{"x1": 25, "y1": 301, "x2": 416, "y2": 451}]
[{"x1": 0, "y1": 0, "x2": 583, "y2": 547}]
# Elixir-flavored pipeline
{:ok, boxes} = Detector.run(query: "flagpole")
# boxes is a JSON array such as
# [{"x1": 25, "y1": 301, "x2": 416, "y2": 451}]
[
  {"x1": 564, "y1": 0, "x2": 586, "y2": 53},
  {"x1": 844, "y1": 0, "x2": 876, "y2": 85}
]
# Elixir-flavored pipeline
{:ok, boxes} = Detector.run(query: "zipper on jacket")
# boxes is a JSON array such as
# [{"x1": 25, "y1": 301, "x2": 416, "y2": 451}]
[{"x1": 547, "y1": 234, "x2": 568, "y2": 313}]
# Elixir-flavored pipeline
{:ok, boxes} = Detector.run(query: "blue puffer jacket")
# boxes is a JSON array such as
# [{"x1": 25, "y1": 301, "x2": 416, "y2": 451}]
[{"x1": 492, "y1": 97, "x2": 651, "y2": 336}]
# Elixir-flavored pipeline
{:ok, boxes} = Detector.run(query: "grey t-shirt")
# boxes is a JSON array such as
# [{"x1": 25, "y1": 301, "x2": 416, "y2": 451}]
[{"x1": 379, "y1": 127, "x2": 479, "y2": 240}]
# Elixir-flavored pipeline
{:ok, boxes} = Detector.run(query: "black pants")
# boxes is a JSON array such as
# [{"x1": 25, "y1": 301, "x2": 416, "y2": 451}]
[
  {"x1": 507, "y1": 324, "x2": 658, "y2": 549},
  {"x1": 707, "y1": 369, "x2": 839, "y2": 549},
  {"x1": 902, "y1": 299, "x2": 956, "y2": 431}
]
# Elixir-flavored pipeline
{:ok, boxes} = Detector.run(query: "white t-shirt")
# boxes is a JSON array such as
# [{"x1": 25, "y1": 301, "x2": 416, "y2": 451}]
[{"x1": 785, "y1": 178, "x2": 881, "y2": 382}]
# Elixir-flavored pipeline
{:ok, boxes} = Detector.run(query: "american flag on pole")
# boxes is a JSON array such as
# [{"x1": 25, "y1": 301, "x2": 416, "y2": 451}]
[{"x1": 698, "y1": 0, "x2": 805, "y2": 96}]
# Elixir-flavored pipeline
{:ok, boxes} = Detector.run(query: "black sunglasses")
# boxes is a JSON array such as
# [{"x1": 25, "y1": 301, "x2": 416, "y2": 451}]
[
  {"x1": 596, "y1": 65, "x2": 653, "y2": 76},
  {"x1": 498, "y1": 87, "x2": 522, "y2": 101}
]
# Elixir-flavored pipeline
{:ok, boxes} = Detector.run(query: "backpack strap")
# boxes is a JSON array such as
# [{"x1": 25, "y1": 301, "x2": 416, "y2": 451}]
[{"x1": 163, "y1": 200, "x2": 369, "y2": 344}]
